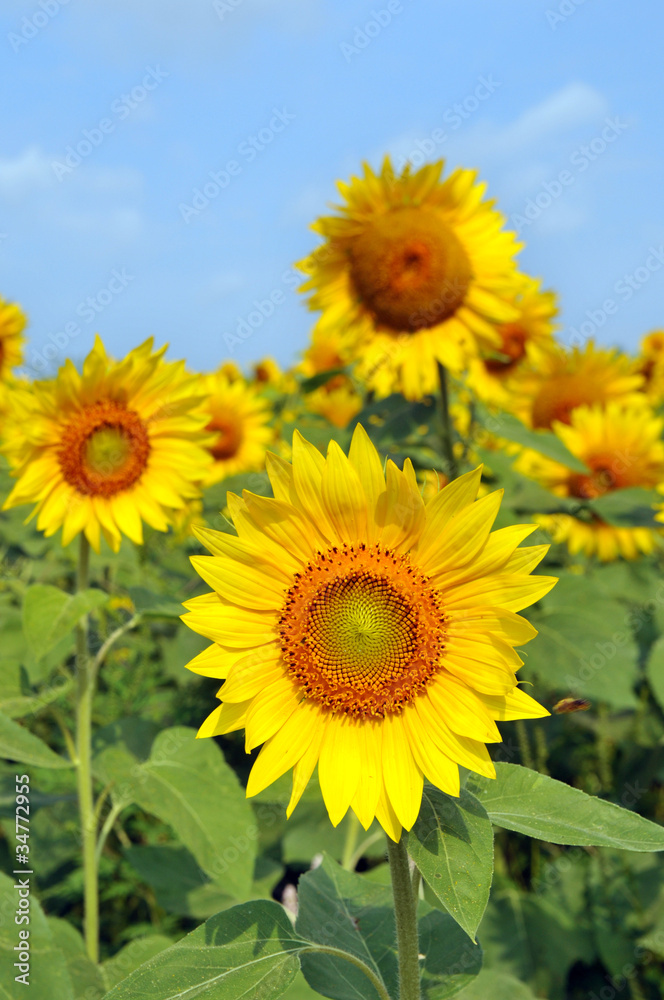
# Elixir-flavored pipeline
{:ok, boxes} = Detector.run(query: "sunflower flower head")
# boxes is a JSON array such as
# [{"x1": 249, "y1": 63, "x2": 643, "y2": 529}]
[
  {"x1": 183, "y1": 425, "x2": 555, "y2": 840},
  {"x1": 2, "y1": 336, "x2": 213, "y2": 552},
  {"x1": 467, "y1": 276, "x2": 558, "y2": 408},
  {"x1": 510, "y1": 340, "x2": 643, "y2": 429},
  {"x1": 300, "y1": 325, "x2": 362, "y2": 428},
  {"x1": 637, "y1": 330, "x2": 664, "y2": 404},
  {"x1": 297, "y1": 157, "x2": 523, "y2": 400},
  {"x1": 203, "y1": 370, "x2": 274, "y2": 486},
  {"x1": 516, "y1": 401, "x2": 664, "y2": 561},
  {"x1": 0, "y1": 296, "x2": 27, "y2": 381}
]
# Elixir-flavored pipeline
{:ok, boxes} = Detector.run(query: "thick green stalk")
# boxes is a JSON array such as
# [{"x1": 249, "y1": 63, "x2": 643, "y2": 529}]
[
  {"x1": 74, "y1": 535, "x2": 99, "y2": 963},
  {"x1": 436, "y1": 361, "x2": 458, "y2": 481},
  {"x1": 386, "y1": 834, "x2": 421, "y2": 1000}
]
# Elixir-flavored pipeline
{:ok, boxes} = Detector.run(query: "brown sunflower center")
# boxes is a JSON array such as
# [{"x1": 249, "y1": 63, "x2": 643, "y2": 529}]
[
  {"x1": 568, "y1": 455, "x2": 626, "y2": 500},
  {"x1": 207, "y1": 413, "x2": 243, "y2": 461},
  {"x1": 58, "y1": 400, "x2": 150, "y2": 497},
  {"x1": 484, "y1": 323, "x2": 527, "y2": 375},
  {"x1": 348, "y1": 206, "x2": 472, "y2": 332},
  {"x1": 278, "y1": 543, "x2": 446, "y2": 718},
  {"x1": 531, "y1": 375, "x2": 591, "y2": 429}
]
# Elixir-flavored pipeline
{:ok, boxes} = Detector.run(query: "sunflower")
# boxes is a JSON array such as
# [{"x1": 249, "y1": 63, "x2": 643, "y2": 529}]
[
  {"x1": 183, "y1": 425, "x2": 554, "y2": 840},
  {"x1": 297, "y1": 157, "x2": 522, "y2": 400},
  {"x1": 637, "y1": 331, "x2": 664, "y2": 404},
  {"x1": 0, "y1": 296, "x2": 27, "y2": 380},
  {"x1": 203, "y1": 370, "x2": 273, "y2": 486},
  {"x1": 251, "y1": 357, "x2": 283, "y2": 387},
  {"x1": 2, "y1": 337, "x2": 213, "y2": 552},
  {"x1": 466, "y1": 277, "x2": 558, "y2": 408},
  {"x1": 299, "y1": 326, "x2": 362, "y2": 429},
  {"x1": 510, "y1": 340, "x2": 643, "y2": 429},
  {"x1": 516, "y1": 402, "x2": 664, "y2": 561}
]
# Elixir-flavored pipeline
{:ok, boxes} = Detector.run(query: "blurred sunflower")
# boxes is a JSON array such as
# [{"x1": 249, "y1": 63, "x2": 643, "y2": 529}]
[
  {"x1": 251, "y1": 357, "x2": 283, "y2": 387},
  {"x1": 467, "y1": 277, "x2": 557, "y2": 408},
  {"x1": 517, "y1": 402, "x2": 664, "y2": 561},
  {"x1": 297, "y1": 157, "x2": 522, "y2": 400},
  {"x1": 300, "y1": 326, "x2": 362, "y2": 429},
  {"x1": 0, "y1": 296, "x2": 27, "y2": 380},
  {"x1": 204, "y1": 370, "x2": 273, "y2": 485},
  {"x1": 2, "y1": 337, "x2": 212, "y2": 552},
  {"x1": 511, "y1": 340, "x2": 643, "y2": 429},
  {"x1": 636, "y1": 331, "x2": 664, "y2": 404},
  {"x1": 183, "y1": 425, "x2": 554, "y2": 840}
]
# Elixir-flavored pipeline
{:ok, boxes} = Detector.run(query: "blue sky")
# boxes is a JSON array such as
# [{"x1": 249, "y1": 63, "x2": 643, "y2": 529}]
[{"x1": 2, "y1": 0, "x2": 663, "y2": 378}]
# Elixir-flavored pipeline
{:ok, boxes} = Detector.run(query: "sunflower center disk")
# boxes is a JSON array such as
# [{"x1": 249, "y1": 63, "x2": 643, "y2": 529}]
[
  {"x1": 58, "y1": 400, "x2": 151, "y2": 497},
  {"x1": 207, "y1": 413, "x2": 243, "y2": 460},
  {"x1": 279, "y1": 544, "x2": 446, "y2": 718},
  {"x1": 568, "y1": 456, "x2": 622, "y2": 500},
  {"x1": 484, "y1": 323, "x2": 527, "y2": 374},
  {"x1": 348, "y1": 206, "x2": 472, "y2": 333}
]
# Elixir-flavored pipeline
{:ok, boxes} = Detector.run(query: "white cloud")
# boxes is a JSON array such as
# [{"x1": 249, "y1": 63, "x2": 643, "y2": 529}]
[
  {"x1": 0, "y1": 146, "x2": 143, "y2": 198},
  {"x1": 485, "y1": 82, "x2": 609, "y2": 156},
  {"x1": 0, "y1": 146, "x2": 52, "y2": 196}
]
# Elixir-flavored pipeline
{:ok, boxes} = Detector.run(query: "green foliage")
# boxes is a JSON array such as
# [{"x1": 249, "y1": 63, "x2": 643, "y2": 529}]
[
  {"x1": 469, "y1": 763, "x2": 664, "y2": 849},
  {"x1": 407, "y1": 787, "x2": 493, "y2": 941},
  {"x1": 0, "y1": 711, "x2": 73, "y2": 769},
  {"x1": 23, "y1": 584, "x2": 109, "y2": 661},
  {"x1": 4, "y1": 403, "x2": 664, "y2": 1000},
  {"x1": 93, "y1": 725, "x2": 257, "y2": 898}
]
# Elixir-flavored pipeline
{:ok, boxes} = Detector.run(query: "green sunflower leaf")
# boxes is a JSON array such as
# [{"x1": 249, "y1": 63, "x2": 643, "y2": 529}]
[
  {"x1": 586, "y1": 486, "x2": 661, "y2": 527},
  {"x1": 468, "y1": 763, "x2": 664, "y2": 850},
  {"x1": 100, "y1": 900, "x2": 301, "y2": 1000},
  {"x1": 418, "y1": 909, "x2": 483, "y2": 999},
  {"x1": 295, "y1": 853, "x2": 482, "y2": 1000},
  {"x1": 0, "y1": 871, "x2": 73, "y2": 1000},
  {"x1": 0, "y1": 710, "x2": 73, "y2": 768},
  {"x1": 126, "y1": 586, "x2": 183, "y2": 618},
  {"x1": 93, "y1": 725, "x2": 256, "y2": 899},
  {"x1": 296, "y1": 853, "x2": 398, "y2": 1000},
  {"x1": 47, "y1": 918, "x2": 105, "y2": 1000},
  {"x1": 100, "y1": 936, "x2": 173, "y2": 991},
  {"x1": 475, "y1": 408, "x2": 589, "y2": 472},
  {"x1": 522, "y1": 571, "x2": 640, "y2": 709},
  {"x1": 22, "y1": 583, "x2": 109, "y2": 661},
  {"x1": 455, "y1": 970, "x2": 539, "y2": 999},
  {"x1": 407, "y1": 786, "x2": 494, "y2": 941}
]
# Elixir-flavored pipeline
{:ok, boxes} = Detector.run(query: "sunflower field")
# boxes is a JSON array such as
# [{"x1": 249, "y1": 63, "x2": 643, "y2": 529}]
[{"x1": 4, "y1": 155, "x2": 664, "y2": 1000}]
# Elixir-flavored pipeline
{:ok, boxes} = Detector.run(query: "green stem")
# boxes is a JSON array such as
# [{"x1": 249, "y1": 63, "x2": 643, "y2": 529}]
[
  {"x1": 436, "y1": 361, "x2": 458, "y2": 481},
  {"x1": 298, "y1": 946, "x2": 392, "y2": 1000},
  {"x1": 74, "y1": 535, "x2": 99, "y2": 964},
  {"x1": 387, "y1": 834, "x2": 421, "y2": 1000},
  {"x1": 341, "y1": 811, "x2": 361, "y2": 871},
  {"x1": 515, "y1": 719, "x2": 534, "y2": 770}
]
